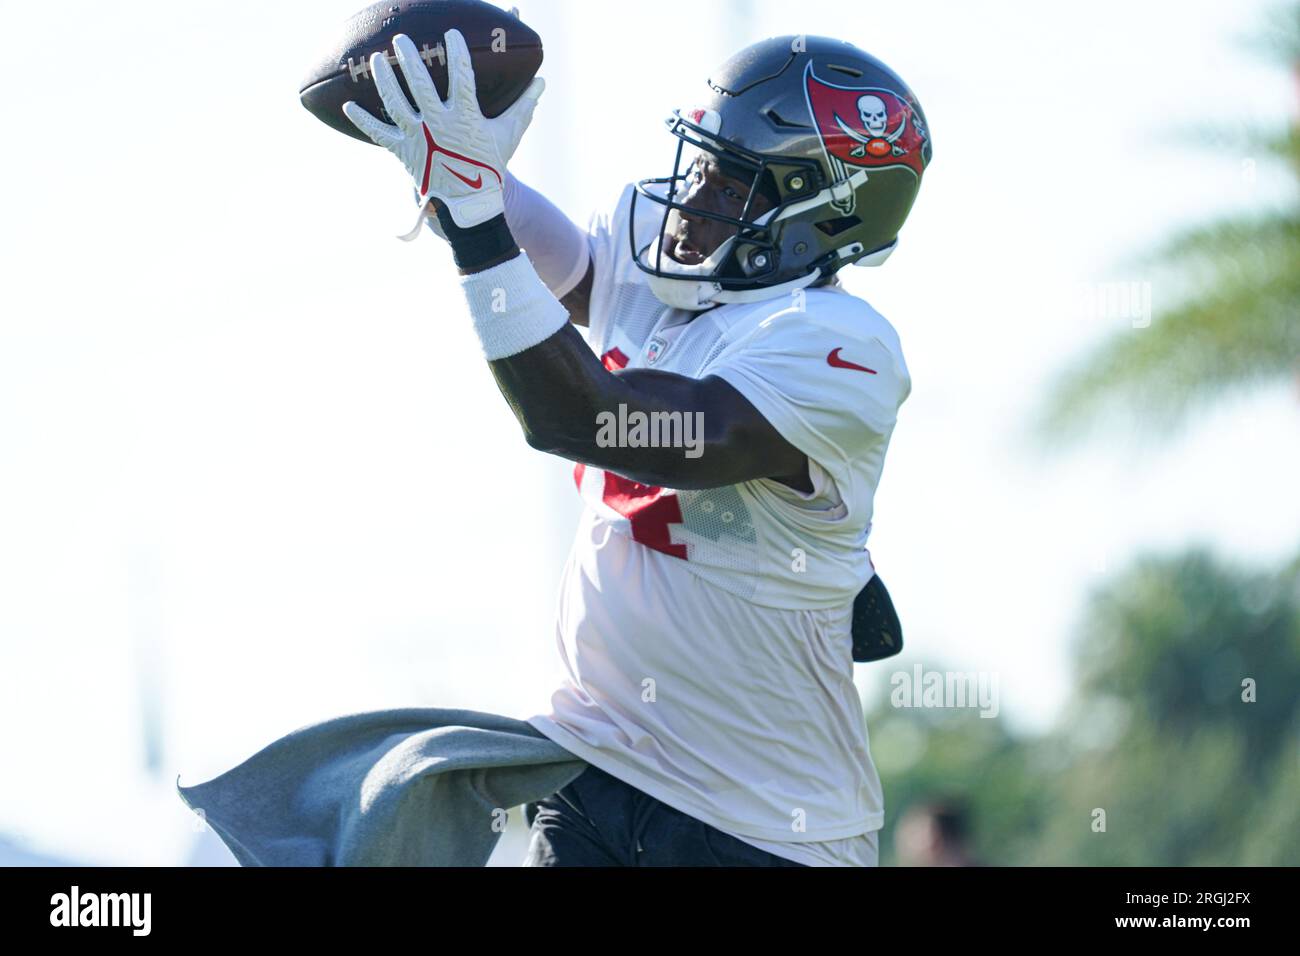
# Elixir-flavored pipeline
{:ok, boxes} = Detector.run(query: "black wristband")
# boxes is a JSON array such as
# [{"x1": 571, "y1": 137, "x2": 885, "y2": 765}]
[{"x1": 432, "y1": 205, "x2": 520, "y2": 272}]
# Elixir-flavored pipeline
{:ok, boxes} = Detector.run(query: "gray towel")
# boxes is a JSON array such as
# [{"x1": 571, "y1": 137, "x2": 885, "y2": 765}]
[{"x1": 175, "y1": 707, "x2": 587, "y2": 866}]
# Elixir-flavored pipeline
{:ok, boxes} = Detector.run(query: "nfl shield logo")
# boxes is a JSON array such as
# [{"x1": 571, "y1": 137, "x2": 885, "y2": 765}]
[{"x1": 646, "y1": 336, "x2": 667, "y2": 365}]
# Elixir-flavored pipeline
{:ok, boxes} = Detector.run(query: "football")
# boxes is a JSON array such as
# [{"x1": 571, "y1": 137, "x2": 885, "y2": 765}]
[{"x1": 299, "y1": 0, "x2": 544, "y2": 144}]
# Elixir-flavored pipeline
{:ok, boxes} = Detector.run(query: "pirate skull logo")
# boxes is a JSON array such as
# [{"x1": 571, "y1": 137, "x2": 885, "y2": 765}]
[
  {"x1": 857, "y1": 95, "x2": 889, "y2": 137},
  {"x1": 836, "y1": 96, "x2": 909, "y2": 159}
]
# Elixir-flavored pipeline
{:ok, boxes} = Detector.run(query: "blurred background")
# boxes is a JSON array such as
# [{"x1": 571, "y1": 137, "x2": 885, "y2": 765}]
[{"x1": 0, "y1": 0, "x2": 1296, "y2": 866}]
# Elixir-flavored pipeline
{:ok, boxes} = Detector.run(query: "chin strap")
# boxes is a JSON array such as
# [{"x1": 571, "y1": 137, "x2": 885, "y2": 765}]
[
  {"x1": 710, "y1": 268, "x2": 825, "y2": 304},
  {"x1": 645, "y1": 265, "x2": 826, "y2": 311}
]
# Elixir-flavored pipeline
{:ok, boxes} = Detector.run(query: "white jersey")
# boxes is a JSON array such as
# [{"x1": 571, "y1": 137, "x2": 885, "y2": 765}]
[{"x1": 526, "y1": 184, "x2": 911, "y2": 866}]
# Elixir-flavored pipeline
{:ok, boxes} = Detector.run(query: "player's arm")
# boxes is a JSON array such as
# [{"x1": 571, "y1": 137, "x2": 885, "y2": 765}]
[
  {"x1": 486, "y1": 320, "x2": 808, "y2": 490},
  {"x1": 430, "y1": 202, "x2": 804, "y2": 488}
]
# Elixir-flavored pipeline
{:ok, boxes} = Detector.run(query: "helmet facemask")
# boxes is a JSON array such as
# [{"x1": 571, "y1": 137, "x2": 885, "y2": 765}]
[{"x1": 631, "y1": 109, "x2": 828, "y2": 310}]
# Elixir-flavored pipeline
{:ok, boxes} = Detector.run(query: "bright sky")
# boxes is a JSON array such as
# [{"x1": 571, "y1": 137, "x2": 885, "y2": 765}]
[{"x1": 1, "y1": 0, "x2": 1296, "y2": 865}]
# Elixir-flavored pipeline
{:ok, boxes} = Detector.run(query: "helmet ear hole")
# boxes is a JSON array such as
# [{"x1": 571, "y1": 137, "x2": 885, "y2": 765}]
[{"x1": 815, "y1": 215, "x2": 861, "y2": 237}]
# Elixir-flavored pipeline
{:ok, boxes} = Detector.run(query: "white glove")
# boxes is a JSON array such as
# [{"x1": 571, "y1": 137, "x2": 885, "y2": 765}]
[{"x1": 343, "y1": 30, "x2": 545, "y2": 234}]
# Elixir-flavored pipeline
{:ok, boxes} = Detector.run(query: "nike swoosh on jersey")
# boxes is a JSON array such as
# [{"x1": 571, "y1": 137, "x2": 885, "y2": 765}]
[{"x1": 827, "y1": 348, "x2": 878, "y2": 374}]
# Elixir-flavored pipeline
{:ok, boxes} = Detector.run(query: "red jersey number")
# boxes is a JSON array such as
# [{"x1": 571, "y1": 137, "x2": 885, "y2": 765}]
[{"x1": 571, "y1": 347, "x2": 688, "y2": 560}]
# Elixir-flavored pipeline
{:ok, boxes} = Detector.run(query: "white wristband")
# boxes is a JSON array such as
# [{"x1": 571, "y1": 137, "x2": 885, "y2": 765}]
[{"x1": 458, "y1": 250, "x2": 571, "y2": 360}]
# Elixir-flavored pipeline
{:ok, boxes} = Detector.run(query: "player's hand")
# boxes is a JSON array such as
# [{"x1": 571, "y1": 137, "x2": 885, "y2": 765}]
[{"x1": 343, "y1": 29, "x2": 544, "y2": 234}]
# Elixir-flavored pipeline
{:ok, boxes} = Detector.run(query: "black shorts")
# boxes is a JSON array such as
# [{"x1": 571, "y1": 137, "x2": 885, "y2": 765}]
[{"x1": 522, "y1": 764, "x2": 808, "y2": 867}]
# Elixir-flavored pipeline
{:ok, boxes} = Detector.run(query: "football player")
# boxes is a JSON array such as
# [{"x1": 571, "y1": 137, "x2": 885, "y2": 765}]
[{"x1": 343, "y1": 29, "x2": 931, "y2": 866}]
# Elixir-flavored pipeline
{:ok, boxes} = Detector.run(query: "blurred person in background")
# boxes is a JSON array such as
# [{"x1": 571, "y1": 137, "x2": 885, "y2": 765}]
[{"x1": 896, "y1": 799, "x2": 981, "y2": 867}]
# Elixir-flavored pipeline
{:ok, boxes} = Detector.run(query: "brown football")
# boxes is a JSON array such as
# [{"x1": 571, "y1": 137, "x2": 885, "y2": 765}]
[{"x1": 299, "y1": 0, "x2": 544, "y2": 144}]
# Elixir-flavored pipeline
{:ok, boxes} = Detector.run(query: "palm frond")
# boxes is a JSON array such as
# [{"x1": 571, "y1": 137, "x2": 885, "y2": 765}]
[
  {"x1": 1034, "y1": 0, "x2": 1300, "y2": 445},
  {"x1": 1037, "y1": 254, "x2": 1300, "y2": 439}
]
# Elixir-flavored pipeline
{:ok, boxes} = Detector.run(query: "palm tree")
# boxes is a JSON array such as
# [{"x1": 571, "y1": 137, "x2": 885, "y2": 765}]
[{"x1": 1037, "y1": 4, "x2": 1300, "y2": 438}]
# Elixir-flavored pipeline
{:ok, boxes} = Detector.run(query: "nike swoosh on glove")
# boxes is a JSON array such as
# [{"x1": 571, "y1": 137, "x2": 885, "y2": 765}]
[{"x1": 343, "y1": 29, "x2": 544, "y2": 238}]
